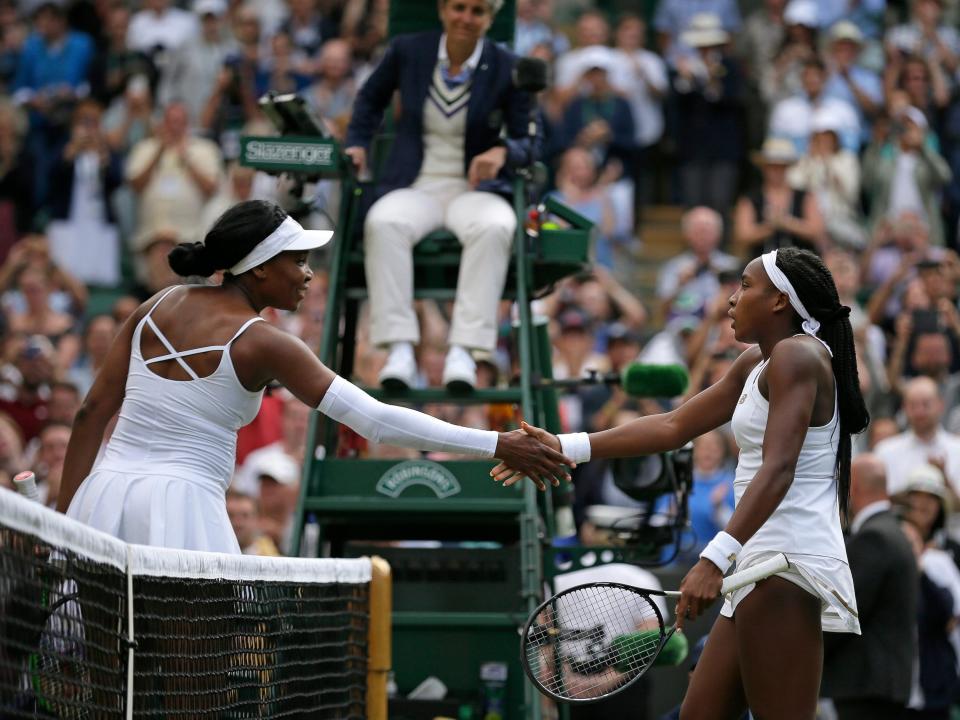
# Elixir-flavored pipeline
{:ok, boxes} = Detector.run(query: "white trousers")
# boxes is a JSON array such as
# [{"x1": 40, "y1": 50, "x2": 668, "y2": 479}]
[{"x1": 363, "y1": 178, "x2": 516, "y2": 351}]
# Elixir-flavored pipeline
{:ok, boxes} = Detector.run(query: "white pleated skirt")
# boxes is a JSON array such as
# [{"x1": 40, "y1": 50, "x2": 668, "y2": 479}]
[
  {"x1": 66, "y1": 468, "x2": 241, "y2": 555},
  {"x1": 720, "y1": 549, "x2": 861, "y2": 634}
]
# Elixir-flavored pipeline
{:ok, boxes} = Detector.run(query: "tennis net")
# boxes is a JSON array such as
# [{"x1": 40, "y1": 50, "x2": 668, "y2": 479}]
[{"x1": 0, "y1": 488, "x2": 379, "y2": 719}]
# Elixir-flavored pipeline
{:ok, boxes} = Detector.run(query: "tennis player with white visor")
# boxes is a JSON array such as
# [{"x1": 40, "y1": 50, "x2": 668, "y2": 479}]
[
  {"x1": 494, "y1": 247, "x2": 869, "y2": 719},
  {"x1": 58, "y1": 200, "x2": 574, "y2": 554}
]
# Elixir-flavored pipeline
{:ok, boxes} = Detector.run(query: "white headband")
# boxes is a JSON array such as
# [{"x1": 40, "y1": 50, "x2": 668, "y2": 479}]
[
  {"x1": 760, "y1": 250, "x2": 833, "y2": 357},
  {"x1": 228, "y1": 216, "x2": 333, "y2": 276}
]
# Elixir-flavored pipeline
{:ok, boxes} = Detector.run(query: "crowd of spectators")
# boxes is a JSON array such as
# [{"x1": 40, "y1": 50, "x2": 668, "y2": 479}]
[{"x1": 1, "y1": 0, "x2": 960, "y2": 714}]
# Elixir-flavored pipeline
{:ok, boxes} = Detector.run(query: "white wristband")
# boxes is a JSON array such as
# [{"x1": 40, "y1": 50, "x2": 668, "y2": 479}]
[
  {"x1": 699, "y1": 531, "x2": 742, "y2": 575},
  {"x1": 557, "y1": 432, "x2": 591, "y2": 464}
]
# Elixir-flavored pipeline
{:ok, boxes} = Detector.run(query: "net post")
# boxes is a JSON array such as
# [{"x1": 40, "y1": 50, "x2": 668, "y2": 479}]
[
  {"x1": 125, "y1": 545, "x2": 135, "y2": 720},
  {"x1": 366, "y1": 556, "x2": 392, "y2": 720}
]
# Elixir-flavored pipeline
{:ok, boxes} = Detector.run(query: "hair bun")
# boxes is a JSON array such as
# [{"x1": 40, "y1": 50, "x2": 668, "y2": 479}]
[
  {"x1": 827, "y1": 305, "x2": 851, "y2": 322},
  {"x1": 168, "y1": 242, "x2": 217, "y2": 277}
]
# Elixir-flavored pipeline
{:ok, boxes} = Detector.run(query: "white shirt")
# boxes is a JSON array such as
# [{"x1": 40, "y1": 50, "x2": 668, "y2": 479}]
[
  {"x1": 874, "y1": 428, "x2": 960, "y2": 496},
  {"x1": 127, "y1": 8, "x2": 199, "y2": 53},
  {"x1": 850, "y1": 499, "x2": 892, "y2": 535},
  {"x1": 609, "y1": 49, "x2": 668, "y2": 147},
  {"x1": 888, "y1": 152, "x2": 926, "y2": 220},
  {"x1": 768, "y1": 95, "x2": 860, "y2": 153}
]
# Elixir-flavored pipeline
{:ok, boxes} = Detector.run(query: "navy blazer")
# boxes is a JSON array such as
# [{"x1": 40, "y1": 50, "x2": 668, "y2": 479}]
[{"x1": 345, "y1": 30, "x2": 536, "y2": 198}]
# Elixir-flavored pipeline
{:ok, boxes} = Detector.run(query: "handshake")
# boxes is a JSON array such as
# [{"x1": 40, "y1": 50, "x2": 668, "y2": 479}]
[{"x1": 490, "y1": 421, "x2": 572, "y2": 492}]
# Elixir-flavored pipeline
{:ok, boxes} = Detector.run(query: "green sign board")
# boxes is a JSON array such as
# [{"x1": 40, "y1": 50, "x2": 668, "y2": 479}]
[
  {"x1": 375, "y1": 460, "x2": 462, "y2": 499},
  {"x1": 239, "y1": 135, "x2": 340, "y2": 174}
]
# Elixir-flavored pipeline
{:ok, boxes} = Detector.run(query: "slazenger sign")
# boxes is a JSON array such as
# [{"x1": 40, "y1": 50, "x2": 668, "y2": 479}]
[
  {"x1": 375, "y1": 461, "x2": 462, "y2": 499},
  {"x1": 241, "y1": 138, "x2": 336, "y2": 170}
]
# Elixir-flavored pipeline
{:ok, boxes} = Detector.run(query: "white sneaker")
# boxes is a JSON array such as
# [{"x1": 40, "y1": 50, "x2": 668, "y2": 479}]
[
  {"x1": 442, "y1": 345, "x2": 477, "y2": 392},
  {"x1": 379, "y1": 343, "x2": 417, "y2": 391}
]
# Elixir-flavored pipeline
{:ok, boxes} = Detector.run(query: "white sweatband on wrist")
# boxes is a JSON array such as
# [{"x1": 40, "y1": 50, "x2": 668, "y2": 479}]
[
  {"x1": 557, "y1": 432, "x2": 591, "y2": 464},
  {"x1": 318, "y1": 375, "x2": 498, "y2": 457},
  {"x1": 699, "y1": 531, "x2": 742, "y2": 575}
]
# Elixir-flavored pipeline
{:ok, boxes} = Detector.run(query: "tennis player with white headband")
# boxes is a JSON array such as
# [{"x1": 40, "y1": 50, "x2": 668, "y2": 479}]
[
  {"x1": 59, "y1": 200, "x2": 574, "y2": 556},
  {"x1": 492, "y1": 246, "x2": 869, "y2": 719}
]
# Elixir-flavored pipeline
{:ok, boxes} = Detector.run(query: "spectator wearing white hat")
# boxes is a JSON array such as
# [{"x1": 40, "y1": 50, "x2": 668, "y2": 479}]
[
  {"x1": 652, "y1": 0, "x2": 741, "y2": 68},
  {"x1": 885, "y1": 0, "x2": 960, "y2": 76},
  {"x1": 862, "y1": 105, "x2": 952, "y2": 246},
  {"x1": 127, "y1": 0, "x2": 199, "y2": 56},
  {"x1": 760, "y1": 0, "x2": 819, "y2": 104},
  {"x1": 733, "y1": 137, "x2": 825, "y2": 257},
  {"x1": 822, "y1": 21, "x2": 883, "y2": 142},
  {"x1": 157, "y1": 0, "x2": 236, "y2": 127},
  {"x1": 671, "y1": 13, "x2": 746, "y2": 213},
  {"x1": 788, "y1": 106, "x2": 865, "y2": 249},
  {"x1": 738, "y1": 0, "x2": 786, "y2": 86},
  {"x1": 875, "y1": 376, "x2": 960, "y2": 498},
  {"x1": 769, "y1": 56, "x2": 861, "y2": 154},
  {"x1": 561, "y1": 51, "x2": 636, "y2": 183}
]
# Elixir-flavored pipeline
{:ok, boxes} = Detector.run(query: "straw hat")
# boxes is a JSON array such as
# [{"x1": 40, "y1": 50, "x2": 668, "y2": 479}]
[
  {"x1": 681, "y1": 14, "x2": 730, "y2": 49},
  {"x1": 829, "y1": 20, "x2": 864, "y2": 45},
  {"x1": 752, "y1": 137, "x2": 799, "y2": 166}
]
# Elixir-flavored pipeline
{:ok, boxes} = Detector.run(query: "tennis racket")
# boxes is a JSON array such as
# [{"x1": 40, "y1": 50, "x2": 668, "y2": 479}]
[
  {"x1": 13, "y1": 471, "x2": 92, "y2": 718},
  {"x1": 521, "y1": 553, "x2": 790, "y2": 704}
]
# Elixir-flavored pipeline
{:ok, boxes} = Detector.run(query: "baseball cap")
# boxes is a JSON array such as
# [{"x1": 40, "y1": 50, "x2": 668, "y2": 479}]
[
  {"x1": 193, "y1": 0, "x2": 227, "y2": 15},
  {"x1": 784, "y1": 0, "x2": 818, "y2": 27},
  {"x1": 904, "y1": 463, "x2": 948, "y2": 501},
  {"x1": 250, "y1": 449, "x2": 300, "y2": 486}
]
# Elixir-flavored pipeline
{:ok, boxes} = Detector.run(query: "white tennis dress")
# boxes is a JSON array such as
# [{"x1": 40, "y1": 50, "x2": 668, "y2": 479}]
[
  {"x1": 722, "y1": 354, "x2": 861, "y2": 634},
  {"x1": 66, "y1": 286, "x2": 265, "y2": 554}
]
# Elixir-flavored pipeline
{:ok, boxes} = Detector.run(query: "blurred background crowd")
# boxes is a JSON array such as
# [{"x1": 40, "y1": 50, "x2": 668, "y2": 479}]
[{"x1": 2, "y1": 0, "x2": 960, "y2": 715}]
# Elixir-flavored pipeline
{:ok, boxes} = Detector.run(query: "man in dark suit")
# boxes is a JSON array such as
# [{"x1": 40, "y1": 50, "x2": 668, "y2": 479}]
[{"x1": 821, "y1": 454, "x2": 918, "y2": 720}]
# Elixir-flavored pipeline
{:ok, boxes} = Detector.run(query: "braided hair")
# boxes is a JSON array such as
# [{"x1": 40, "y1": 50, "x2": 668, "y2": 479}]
[{"x1": 775, "y1": 247, "x2": 869, "y2": 520}]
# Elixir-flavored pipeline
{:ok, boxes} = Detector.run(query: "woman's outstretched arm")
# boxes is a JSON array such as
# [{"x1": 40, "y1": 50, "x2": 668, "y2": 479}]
[
  {"x1": 238, "y1": 323, "x2": 575, "y2": 489},
  {"x1": 490, "y1": 346, "x2": 762, "y2": 483}
]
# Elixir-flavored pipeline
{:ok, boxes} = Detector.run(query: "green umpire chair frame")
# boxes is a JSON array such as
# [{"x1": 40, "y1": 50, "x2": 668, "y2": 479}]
[{"x1": 241, "y1": 4, "x2": 593, "y2": 717}]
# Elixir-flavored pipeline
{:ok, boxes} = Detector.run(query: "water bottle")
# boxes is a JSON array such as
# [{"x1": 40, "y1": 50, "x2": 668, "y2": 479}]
[
  {"x1": 13, "y1": 471, "x2": 41, "y2": 503},
  {"x1": 300, "y1": 514, "x2": 320, "y2": 558},
  {"x1": 479, "y1": 662, "x2": 507, "y2": 720}
]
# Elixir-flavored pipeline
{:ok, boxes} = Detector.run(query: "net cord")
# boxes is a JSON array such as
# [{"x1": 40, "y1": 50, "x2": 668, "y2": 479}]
[{"x1": 2, "y1": 487, "x2": 373, "y2": 585}]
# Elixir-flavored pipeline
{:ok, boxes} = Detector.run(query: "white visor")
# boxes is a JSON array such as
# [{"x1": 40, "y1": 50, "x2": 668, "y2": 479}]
[{"x1": 228, "y1": 216, "x2": 333, "y2": 275}]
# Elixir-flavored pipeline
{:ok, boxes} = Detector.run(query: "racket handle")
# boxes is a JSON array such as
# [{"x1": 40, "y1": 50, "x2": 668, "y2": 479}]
[
  {"x1": 720, "y1": 553, "x2": 790, "y2": 595},
  {"x1": 13, "y1": 471, "x2": 40, "y2": 503},
  {"x1": 662, "y1": 553, "x2": 790, "y2": 599}
]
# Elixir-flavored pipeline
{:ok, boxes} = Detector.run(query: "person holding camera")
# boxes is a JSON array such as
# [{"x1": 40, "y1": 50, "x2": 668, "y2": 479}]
[
  {"x1": 670, "y1": 14, "x2": 746, "y2": 213},
  {"x1": 344, "y1": 0, "x2": 537, "y2": 391},
  {"x1": 862, "y1": 105, "x2": 952, "y2": 247},
  {"x1": 46, "y1": 99, "x2": 123, "y2": 288},
  {"x1": 657, "y1": 206, "x2": 739, "y2": 323}
]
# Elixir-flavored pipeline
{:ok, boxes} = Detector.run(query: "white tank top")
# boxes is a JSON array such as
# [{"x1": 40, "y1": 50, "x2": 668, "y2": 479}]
[
  {"x1": 98, "y1": 286, "x2": 265, "y2": 490},
  {"x1": 730, "y1": 355, "x2": 846, "y2": 561},
  {"x1": 726, "y1": 351, "x2": 860, "y2": 633}
]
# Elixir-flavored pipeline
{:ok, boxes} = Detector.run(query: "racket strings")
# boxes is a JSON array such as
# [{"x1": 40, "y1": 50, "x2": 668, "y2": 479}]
[{"x1": 523, "y1": 585, "x2": 664, "y2": 701}]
